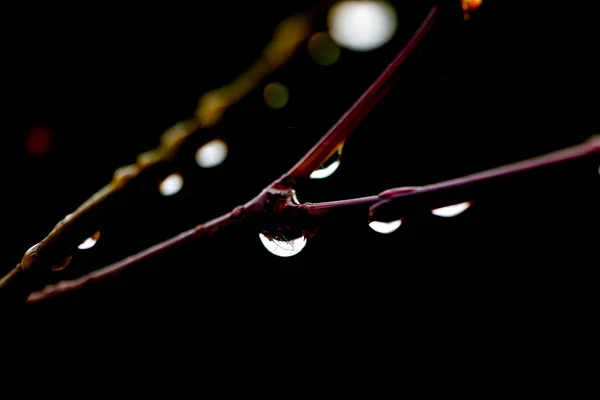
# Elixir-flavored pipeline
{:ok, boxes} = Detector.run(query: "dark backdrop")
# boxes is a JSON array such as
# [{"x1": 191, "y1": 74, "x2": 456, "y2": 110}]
[{"x1": 2, "y1": 0, "x2": 598, "y2": 343}]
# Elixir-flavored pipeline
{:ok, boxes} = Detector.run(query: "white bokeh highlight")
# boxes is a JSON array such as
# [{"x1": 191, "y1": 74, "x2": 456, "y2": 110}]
[
  {"x1": 196, "y1": 139, "x2": 228, "y2": 168},
  {"x1": 159, "y1": 173, "x2": 184, "y2": 196},
  {"x1": 328, "y1": 0, "x2": 398, "y2": 52}
]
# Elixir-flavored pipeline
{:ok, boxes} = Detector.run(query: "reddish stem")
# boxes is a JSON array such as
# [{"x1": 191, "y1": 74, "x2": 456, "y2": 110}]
[
  {"x1": 27, "y1": 136, "x2": 599, "y2": 303},
  {"x1": 284, "y1": 5, "x2": 441, "y2": 179}
]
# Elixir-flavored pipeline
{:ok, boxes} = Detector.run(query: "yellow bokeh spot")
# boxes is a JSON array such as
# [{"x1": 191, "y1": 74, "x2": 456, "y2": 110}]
[
  {"x1": 308, "y1": 32, "x2": 341, "y2": 66},
  {"x1": 263, "y1": 82, "x2": 289, "y2": 109}
]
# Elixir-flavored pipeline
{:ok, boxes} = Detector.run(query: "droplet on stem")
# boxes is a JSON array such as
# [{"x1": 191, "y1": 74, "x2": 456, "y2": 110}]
[
  {"x1": 78, "y1": 230, "x2": 101, "y2": 250},
  {"x1": 259, "y1": 233, "x2": 307, "y2": 258},
  {"x1": 310, "y1": 146, "x2": 343, "y2": 179},
  {"x1": 369, "y1": 219, "x2": 402, "y2": 234},
  {"x1": 431, "y1": 201, "x2": 472, "y2": 218},
  {"x1": 159, "y1": 173, "x2": 184, "y2": 196}
]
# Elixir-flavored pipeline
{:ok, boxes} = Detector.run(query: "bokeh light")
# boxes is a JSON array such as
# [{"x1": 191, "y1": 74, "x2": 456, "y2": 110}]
[
  {"x1": 308, "y1": 32, "x2": 341, "y2": 65},
  {"x1": 263, "y1": 82, "x2": 289, "y2": 109},
  {"x1": 327, "y1": 0, "x2": 398, "y2": 52},
  {"x1": 196, "y1": 139, "x2": 228, "y2": 168},
  {"x1": 25, "y1": 123, "x2": 53, "y2": 156},
  {"x1": 159, "y1": 173, "x2": 184, "y2": 196}
]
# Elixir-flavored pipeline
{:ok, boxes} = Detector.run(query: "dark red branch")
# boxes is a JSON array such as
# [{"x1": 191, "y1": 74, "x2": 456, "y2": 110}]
[
  {"x1": 27, "y1": 136, "x2": 599, "y2": 303},
  {"x1": 284, "y1": 5, "x2": 441, "y2": 179}
]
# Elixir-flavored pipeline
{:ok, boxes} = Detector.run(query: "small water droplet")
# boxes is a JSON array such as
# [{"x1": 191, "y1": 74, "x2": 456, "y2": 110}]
[
  {"x1": 196, "y1": 139, "x2": 228, "y2": 168},
  {"x1": 369, "y1": 219, "x2": 402, "y2": 234},
  {"x1": 431, "y1": 201, "x2": 472, "y2": 218},
  {"x1": 159, "y1": 173, "x2": 184, "y2": 196},
  {"x1": 78, "y1": 230, "x2": 100, "y2": 250},
  {"x1": 310, "y1": 147, "x2": 342, "y2": 179},
  {"x1": 52, "y1": 255, "x2": 73, "y2": 271},
  {"x1": 259, "y1": 233, "x2": 307, "y2": 258}
]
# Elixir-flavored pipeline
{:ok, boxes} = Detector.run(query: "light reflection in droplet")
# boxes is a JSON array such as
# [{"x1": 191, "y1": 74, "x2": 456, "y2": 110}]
[
  {"x1": 310, "y1": 147, "x2": 343, "y2": 179},
  {"x1": 328, "y1": 0, "x2": 398, "y2": 52},
  {"x1": 431, "y1": 201, "x2": 472, "y2": 218},
  {"x1": 259, "y1": 233, "x2": 307, "y2": 258},
  {"x1": 196, "y1": 139, "x2": 228, "y2": 168},
  {"x1": 369, "y1": 219, "x2": 402, "y2": 234},
  {"x1": 78, "y1": 231, "x2": 100, "y2": 250},
  {"x1": 159, "y1": 173, "x2": 184, "y2": 196},
  {"x1": 310, "y1": 159, "x2": 340, "y2": 179}
]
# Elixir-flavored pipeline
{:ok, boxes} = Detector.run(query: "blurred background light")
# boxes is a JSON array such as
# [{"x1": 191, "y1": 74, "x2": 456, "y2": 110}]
[
  {"x1": 159, "y1": 173, "x2": 184, "y2": 196},
  {"x1": 196, "y1": 139, "x2": 228, "y2": 168},
  {"x1": 263, "y1": 82, "x2": 289, "y2": 109},
  {"x1": 327, "y1": 0, "x2": 398, "y2": 52},
  {"x1": 307, "y1": 31, "x2": 341, "y2": 65}
]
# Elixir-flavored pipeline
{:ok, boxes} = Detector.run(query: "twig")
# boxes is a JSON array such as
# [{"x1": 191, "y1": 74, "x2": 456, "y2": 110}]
[
  {"x1": 0, "y1": 3, "x2": 324, "y2": 302},
  {"x1": 25, "y1": 3, "x2": 448, "y2": 303},
  {"x1": 27, "y1": 135, "x2": 600, "y2": 303}
]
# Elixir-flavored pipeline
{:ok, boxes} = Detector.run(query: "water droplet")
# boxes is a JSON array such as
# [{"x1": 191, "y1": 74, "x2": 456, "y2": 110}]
[
  {"x1": 327, "y1": 0, "x2": 398, "y2": 52},
  {"x1": 196, "y1": 139, "x2": 228, "y2": 168},
  {"x1": 259, "y1": 233, "x2": 307, "y2": 258},
  {"x1": 431, "y1": 201, "x2": 472, "y2": 218},
  {"x1": 159, "y1": 173, "x2": 184, "y2": 196},
  {"x1": 369, "y1": 219, "x2": 402, "y2": 234},
  {"x1": 308, "y1": 31, "x2": 341, "y2": 66},
  {"x1": 263, "y1": 82, "x2": 289, "y2": 109},
  {"x1": 78, "y1": 230, "x2": 100, "y2": 250},
  {"x1": 310, "y1": 147, "x2": 342, "y2": 179},
  {"x1": 52, "y1": 255, "x2": 73, "y2": 272}
]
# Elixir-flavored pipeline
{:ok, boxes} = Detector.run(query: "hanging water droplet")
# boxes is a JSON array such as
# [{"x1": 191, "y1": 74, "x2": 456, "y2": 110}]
[
  {"x1": 52, "y1": 255, "x2": 73, "y2": 271},
  {"x1": 310, "y1": 147, "x2": 343, "y2": 179},
  {"x1": 369, "y1": 219, "x2": 402, "y2": 234},
  {"x1": 431, "y1": 201, "x2": 472, "y2": 218},
  {"x1": 196, "y1": 139, "x2": 228, "y2": 168},
  {"x1": 78, "y1": 230, "x2": 100, "y2": 250},
  {"x1": 259, "y1": 232, "x2": 307, "y2": 258},
  {"x1": 159, "y1": 173, "x2": 184, "y2": 196}
]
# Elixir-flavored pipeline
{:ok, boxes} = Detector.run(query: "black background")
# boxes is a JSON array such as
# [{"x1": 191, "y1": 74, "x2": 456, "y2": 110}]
[{"x1": 1, "y1": 0, "x2": 598, "y2": 351}]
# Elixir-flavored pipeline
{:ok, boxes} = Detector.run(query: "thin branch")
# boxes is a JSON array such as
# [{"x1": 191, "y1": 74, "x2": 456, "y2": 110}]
[
  {"x1": 370, "y1": 136, "x2": 600, "y2": 221},
  {"x1": 27, "y1": 135, "x2": 599, "y2": 303},
  {"x1": 0, "y1": 4, "x2": 324, "y2": 302},
  {"x1": 283, "y1": 5, "x2": 441, "y2": 180}
]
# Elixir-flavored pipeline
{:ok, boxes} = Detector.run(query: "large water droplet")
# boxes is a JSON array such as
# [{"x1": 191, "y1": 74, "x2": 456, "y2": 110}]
[
  {"x1": 78, "y1": 230, "x2": 100, "y2": 250},
  {"x1": 259, "y1": 233, "x2": 307, "y2": 258},
  {"x1": 369, "y1": 219, "x2": 402, "y2": 234},
  {"x1": 159, "y1": 173, "x2": 184, "y2": 196},
  {"x1": 431, "y1": 201, "x2": 472, "y2": 218},
  {"x1": 196, "y1": 139, "x2": 228, "y2": 168},
  {"x1": 310, "y1": 147, "x2": 342, "y2": 179}
]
